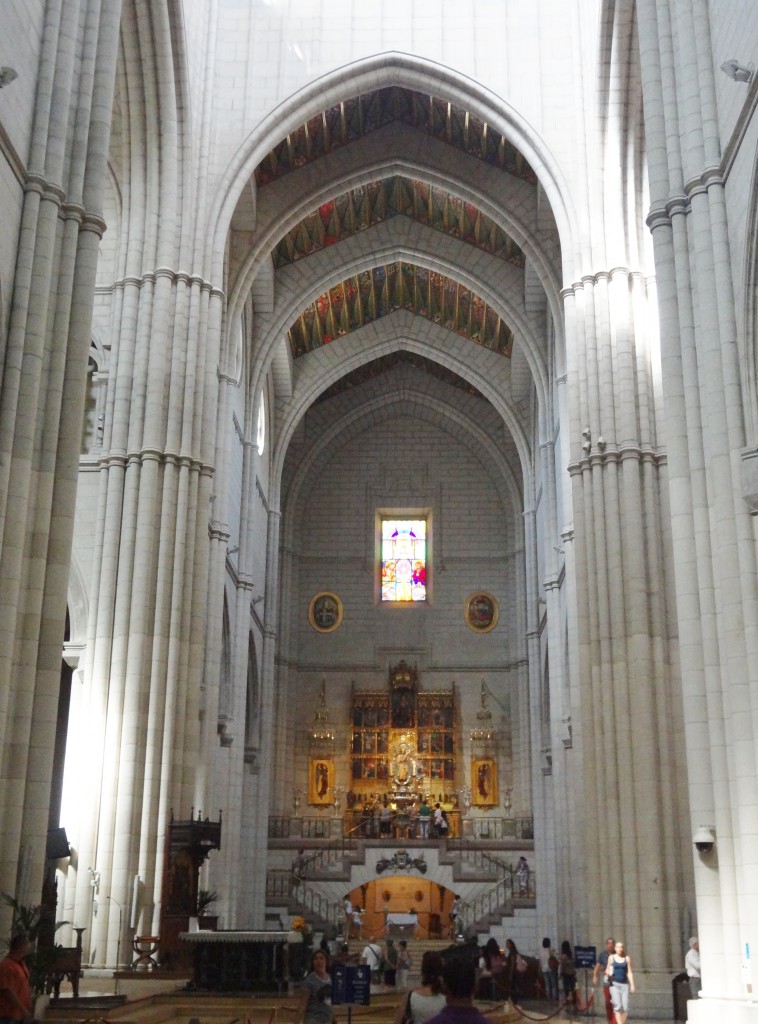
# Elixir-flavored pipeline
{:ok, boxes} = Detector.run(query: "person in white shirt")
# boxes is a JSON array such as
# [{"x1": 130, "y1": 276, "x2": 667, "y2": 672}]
[
  {"x1": 685, "y1": 937, "x2": 701, "y2": 999},
  {"x1": 344, "y1": 896, "x2": 354, "y2": 936},
  {"x1": 362, "y1": 936, "x2": 383, "y2": 985}
]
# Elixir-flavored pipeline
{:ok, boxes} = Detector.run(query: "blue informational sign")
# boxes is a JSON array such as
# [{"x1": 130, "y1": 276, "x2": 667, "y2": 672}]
[
  {"x1": 574, "y1": 945, "x2": 596, "y2": 969},
  {"x1": 331, "y1": 964, "x2": 371, "y2": 1006}
]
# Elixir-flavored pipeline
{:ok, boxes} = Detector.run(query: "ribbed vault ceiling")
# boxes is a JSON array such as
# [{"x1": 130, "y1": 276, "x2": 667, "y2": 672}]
[
  {"x1": 255, "y1": 87, "x2": 537, "y2": 186},
  {"x1": 288, "y1": 261, "x2": 513, "y2": 358},
  {"x1": 315, "y1": 351, "x2": 486, "y2": 405},
  {"x1": 255, "y1": 85, "x2": 539, "y2": 383},
  {"x1": 272, "y1": 176, "x2": 526, "y2": 271}
]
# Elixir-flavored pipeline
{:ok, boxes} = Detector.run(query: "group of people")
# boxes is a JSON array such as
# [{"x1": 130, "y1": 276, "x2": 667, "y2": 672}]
[
  {"x1": 299, "y1": 947, "x2": 498, "y2": 1024},
  {"x1": 471, "y1": 934, "x2": 635, "y2": 1020},
  {"x1": 536, "y1": 937, "x2": 579, "y2": 1004},
  {"x1": 355, "y1": 798, "x2": 451, "y2": 841},
  {"x1": 360, "y1": 936, "x2": 412, "y2": 990},
  {"x1": 590, "y1": 936, "x2": 635, "y2": 1024}
]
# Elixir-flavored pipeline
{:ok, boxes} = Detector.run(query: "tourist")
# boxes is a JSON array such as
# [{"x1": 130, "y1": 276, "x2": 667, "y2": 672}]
[
  {"x1": 685, "y1": 937, "x2": 701, "y2": 999},
  {"x1": 384, "y1": 938, "x2": 398, "y2": 987},
  {"x1": 425, "y1": 956, "x2": 491, "y2": 1024},
  {"x1": 418, "y1": 799, "x2": 432, "y2": 839},
  {"x1": 559, "y1": 940, "x2": 577, "y2": 1005},
  {"x1": 592, "y1": 936, "x2": 615, "y2": 1023},
  {"x1": 449, "y1": 895, "x2": 462, "y2": 938},
  {"x1": 538, "y1": 937, "x2": 558, "y2": 1001},
  {"x1": 605, "y1": 940, "x2": 635, "y2": 1024},
  {"x1": 394, "y1": 950, "x2": 446, "y2": 1024},
  {"x1": 362, "y1": 936, "x2": 384, "y2": 986},
  {"x1": 396, "y1": 940, "x2": 412, "y2": 990},
  {"x1": 515, "y1": 857, "x2": 529, "y2": 895},
  {"x1": 0, "y1": 934, "x2": 33, "y2": 1024},
  {"x1": 477, "y1": 937, "x2": 504, "y2": 1001},
  {"x1": 433, "y1": 804, "x2": 448, "y2": 837},
  {"x1": 344, "y1": 895, "x2": 353, "y2": 935},
  {"x1": 297, "y1": 949, "x2": 332, "y2": 1024}
]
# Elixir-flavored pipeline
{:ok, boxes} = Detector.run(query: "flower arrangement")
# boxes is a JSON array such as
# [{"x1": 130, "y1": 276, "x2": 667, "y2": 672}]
[{"x1": 291, "y1": 916, "x2": 307, "y2": 932}]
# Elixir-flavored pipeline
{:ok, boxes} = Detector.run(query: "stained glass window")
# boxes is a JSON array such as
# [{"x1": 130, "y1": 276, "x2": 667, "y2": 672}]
[{"x1": 381, "y1": 518, "x2": 427, "y2": 602}]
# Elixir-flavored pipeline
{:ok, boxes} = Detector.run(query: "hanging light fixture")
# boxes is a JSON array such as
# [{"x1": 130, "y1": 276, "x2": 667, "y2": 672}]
[
  {"x1": 310, "y1": 676, "x2": 334, "y2": 742},
  {"x1": 470, "y1": 679, "x2": 495, "y2": 742}
]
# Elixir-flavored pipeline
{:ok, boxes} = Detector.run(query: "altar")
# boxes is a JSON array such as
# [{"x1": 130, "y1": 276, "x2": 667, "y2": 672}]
[
  {"x1": 385, "y1": 912, "x2": 418, "y2": 937},
  {"x1": 180, "y1": 930, "x2": 291, "y2": 991}
]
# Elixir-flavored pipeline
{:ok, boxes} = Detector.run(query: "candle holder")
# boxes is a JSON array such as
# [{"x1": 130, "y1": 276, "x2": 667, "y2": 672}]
[
  {"x1": 459, "y1": 784, "x2": 472, "y2": 817},
  {"x1": 333, "y1": 784, "x2": 346, "y2": 818},
  {"x1": 293, "y1": 785, "x2": 304, "y2": 816}
]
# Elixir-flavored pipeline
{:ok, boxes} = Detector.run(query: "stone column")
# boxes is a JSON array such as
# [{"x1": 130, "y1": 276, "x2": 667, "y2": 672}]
[
  {"x1": 248, "y1": 505, "x2": 282, "y2": 927},
  {"x1": 638, "y1": 1, "x2": 758, "y2": 1015},
  {"x1": 565, "y1": 261, "x2": 684, "y2": 982},
  {"x1": 0, "y1": 0, "x2": 122, "y2": 927}
]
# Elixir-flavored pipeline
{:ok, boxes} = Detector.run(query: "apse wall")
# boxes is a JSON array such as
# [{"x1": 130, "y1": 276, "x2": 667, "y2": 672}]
[
  {"x1": 294, "y1": 421, "x2": 518, "y2": 656},
  {"x1": 279, "y1": 402, "x2": 530, "y2": 815}
]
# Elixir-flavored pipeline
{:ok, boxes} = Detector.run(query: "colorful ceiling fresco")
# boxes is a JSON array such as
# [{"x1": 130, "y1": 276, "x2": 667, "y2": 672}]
[
  {"x1": 272, "y1": 176, "x2": 525, "y2": 270},
  {"x1": 315, "y1": 351, "x2": 486, "y2": 404},
  {"x1": 255, "y1": 87, "x2": 537, "y2": 186},
  {"x1": 288, "y1": 261, "x2": 513, "y2": 358}
]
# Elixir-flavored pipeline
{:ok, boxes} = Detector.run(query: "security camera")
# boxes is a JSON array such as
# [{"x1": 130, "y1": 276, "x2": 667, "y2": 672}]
[{"x1": 693, "y1": 825, "x2": 715, "y2": 853}]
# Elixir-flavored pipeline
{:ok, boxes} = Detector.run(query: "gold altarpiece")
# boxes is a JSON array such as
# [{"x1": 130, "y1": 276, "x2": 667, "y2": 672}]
[{"x1": 348, "y1": 661, "x2": 458, "y2": 807}]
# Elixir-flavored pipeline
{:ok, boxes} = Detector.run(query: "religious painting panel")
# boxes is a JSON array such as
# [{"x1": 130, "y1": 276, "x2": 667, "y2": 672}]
[
  {"x1": 309, "y1": 758, "x2": 334, "y2": 805},
  {"x1": 309, "y1": 591, "x2": 343, "y2": 632},
  {"x1": 464, "y1": 592, "x2": 499, "y2": 633},
  {"x1": 471, "y1": 756, "x2": 498, "y2": 807}
]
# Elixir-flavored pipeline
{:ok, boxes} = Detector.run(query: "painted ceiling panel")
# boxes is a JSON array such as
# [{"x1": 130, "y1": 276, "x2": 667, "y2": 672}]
[
  {"x1": 288, "y1": 261, "x2": 513, "y2": 358},
  {"x1": 271, "y1": 176, "x2": 525, "y2": 270},
  {"x1": 255, "y1": 87, "x2": 537, "y2": 186}
]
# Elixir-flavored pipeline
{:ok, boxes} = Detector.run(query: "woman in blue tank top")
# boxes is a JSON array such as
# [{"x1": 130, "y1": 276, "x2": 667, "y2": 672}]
[{"x1": 604, "y1": 940, "x2": 635, "y2": 1024}]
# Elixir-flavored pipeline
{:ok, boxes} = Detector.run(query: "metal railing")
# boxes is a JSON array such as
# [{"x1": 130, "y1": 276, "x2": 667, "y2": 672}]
[
  {"x1": 292, "y1": 879, "x2": 341, "y2": 932},
  {"x1": 341, "y1": 808, "x2": 462, "y2": 839},
  {"x1": 269, "y1": 812, "x2": 535, "y2": 844},
  {"x1": 455, "y1": 847, "x2": 513, "y2": 877},
  {"x1": 466, "y1": 815, "x2": 534, "y2": 841},
  {"x1": 463, "y1": 873, "x2": 513, "y2": 932},
  {"x1": 265, "y1": 869, "x2": 343, "y2": 933}
]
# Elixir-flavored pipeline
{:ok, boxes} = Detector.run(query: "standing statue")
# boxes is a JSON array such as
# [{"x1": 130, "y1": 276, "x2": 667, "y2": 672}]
[{"x1": 392, "y1": 737, "x2": 421, "y2": 790}]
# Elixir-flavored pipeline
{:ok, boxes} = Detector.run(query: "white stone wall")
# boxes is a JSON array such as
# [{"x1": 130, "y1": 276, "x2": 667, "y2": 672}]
[{"x1": 203, "y1": 0, "x2": 600, "y2": 233}]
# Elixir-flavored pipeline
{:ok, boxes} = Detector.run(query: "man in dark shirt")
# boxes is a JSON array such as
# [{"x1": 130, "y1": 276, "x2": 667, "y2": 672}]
[
  {"x1": 426, "y1": 956, "x2": 491, "y2": 1024},
  {"x1": 592, "y1": 936, "x2": 615, "y2": 1023}
]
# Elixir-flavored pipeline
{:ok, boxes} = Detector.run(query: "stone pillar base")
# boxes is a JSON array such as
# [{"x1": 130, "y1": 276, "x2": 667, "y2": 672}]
[{"x1": 688, "y1": 998, "x2": 758, "y2": 1024}]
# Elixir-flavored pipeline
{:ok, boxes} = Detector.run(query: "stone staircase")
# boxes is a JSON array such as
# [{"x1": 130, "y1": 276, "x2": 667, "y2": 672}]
[{"x1": 344, "y1": 937, "x2": 467, "y2": 985}]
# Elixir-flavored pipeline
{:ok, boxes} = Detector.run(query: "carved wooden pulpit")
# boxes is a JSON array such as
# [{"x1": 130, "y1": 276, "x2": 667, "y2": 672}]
[{"x1": 158, "y1": 809, "x2": 222, "y2": 969}]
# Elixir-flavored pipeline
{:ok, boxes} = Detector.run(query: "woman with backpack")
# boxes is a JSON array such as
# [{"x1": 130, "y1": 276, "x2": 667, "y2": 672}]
[{"x1": 559, "y1": 940, "x2": 577, "y2": 1005}]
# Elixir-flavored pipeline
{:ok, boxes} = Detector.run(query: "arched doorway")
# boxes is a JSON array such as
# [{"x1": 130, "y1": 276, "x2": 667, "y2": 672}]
[{"x1": 345, "y1": 877, "x2": 458, "y2": 941}]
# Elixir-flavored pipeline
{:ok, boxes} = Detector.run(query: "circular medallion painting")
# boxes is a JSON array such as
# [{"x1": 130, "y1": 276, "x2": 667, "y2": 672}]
[
  {"x1": 309, "y1": 591, "x2": 343, "y2": 633},
  {"x1": 464, "y1": 592, "x2": 499, "y2": 633}
]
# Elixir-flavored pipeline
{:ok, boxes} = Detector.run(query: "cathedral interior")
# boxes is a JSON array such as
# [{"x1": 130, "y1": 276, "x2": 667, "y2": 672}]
[{"x1": 2, "y1": 2, "x2": 758, "y2": 1021}]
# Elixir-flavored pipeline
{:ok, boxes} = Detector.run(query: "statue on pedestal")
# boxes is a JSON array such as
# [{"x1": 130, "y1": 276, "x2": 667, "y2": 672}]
[{"x1": 391, "y1": 735, "x2": 422, "y2": 799}]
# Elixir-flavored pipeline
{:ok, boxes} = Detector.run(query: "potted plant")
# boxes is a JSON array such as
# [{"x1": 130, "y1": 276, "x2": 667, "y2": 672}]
[{"x1": 196, "y1": 889, "x2": 219, "y2": 930}]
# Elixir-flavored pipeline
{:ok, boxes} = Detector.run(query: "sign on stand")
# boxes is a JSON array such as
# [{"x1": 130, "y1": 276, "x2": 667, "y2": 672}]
[
  {"x1": 332, "y1": 963, "x2": 371, "y2": 1018},
  {"x1": 573, "y1": 946, "x2": 597, "y2": 1010},
  {"x1": 574, "y1": 946, "x2": 596, "y2": 969}
]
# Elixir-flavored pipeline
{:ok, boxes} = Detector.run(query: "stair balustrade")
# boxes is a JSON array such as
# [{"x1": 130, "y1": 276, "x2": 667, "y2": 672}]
[
  {"x1": 270, "y1": 813, "x2": 534, "y2": 844},
  {"x1": 265, "y1": 868, "x2": 342, "y2": 934}
]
